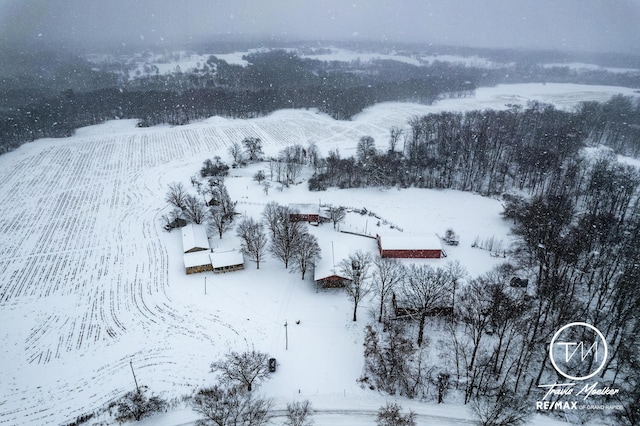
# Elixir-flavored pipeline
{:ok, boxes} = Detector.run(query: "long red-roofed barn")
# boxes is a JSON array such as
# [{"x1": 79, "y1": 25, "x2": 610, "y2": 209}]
[
  {"x1": 288, "y1": 203, "x2": 321, "y2": 223},
  {"x1": 376, "y1": 233, "x2": 442, "y2": 259}
]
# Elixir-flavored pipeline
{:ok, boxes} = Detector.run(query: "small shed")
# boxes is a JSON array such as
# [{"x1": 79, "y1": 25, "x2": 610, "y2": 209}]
[
  {"x1": 184, "y1": 251, "x2": 214, "y2": 275},
  {"x1": 211, "y1": 249, "x2": 245, "y2": 274},
  {"x1": 376, "y1": 233, "x2": 442, "y2": 259},
  {"x1": 288, "y1": 203, "x2": 321, "y2": 223},
  {"x1": 314, "y1": 242, "x2": 351, "y2": 288},
  {"x1": 182, "y1": 223, "x2": 210, "y2": 253}
]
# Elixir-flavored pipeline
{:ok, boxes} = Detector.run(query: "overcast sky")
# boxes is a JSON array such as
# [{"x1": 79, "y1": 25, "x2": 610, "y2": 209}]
[{"x1": 1, "y1": 0, "x2": 639, "y2": 54}]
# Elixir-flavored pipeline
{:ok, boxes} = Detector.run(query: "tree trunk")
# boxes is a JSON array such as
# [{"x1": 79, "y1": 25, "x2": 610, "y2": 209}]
[{"x1": 417, "y1": 312, "x2": 426, "y2": 346}]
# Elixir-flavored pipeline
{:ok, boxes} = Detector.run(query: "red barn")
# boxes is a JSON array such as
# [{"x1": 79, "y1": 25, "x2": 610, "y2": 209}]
[
  {"x1": 376, "y1": 234, "x2": 442, "y2": 259},
  {"x1": 288, "y1": 203, "x2": 321, "y2": 223},
  {"x1": 314, "y1": 242, "x2": 351, "y2": 288}
]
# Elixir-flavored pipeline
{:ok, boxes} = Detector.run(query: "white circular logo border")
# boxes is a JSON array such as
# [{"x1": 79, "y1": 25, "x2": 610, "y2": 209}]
[{"x1": 549, "y1": 322, "x2": 608, "y2": 381}]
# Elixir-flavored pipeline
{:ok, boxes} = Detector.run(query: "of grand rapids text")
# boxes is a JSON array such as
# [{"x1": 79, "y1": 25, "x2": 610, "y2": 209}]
[{"x1": 536, "y1": 382, "x2": 622, "y2": 411}]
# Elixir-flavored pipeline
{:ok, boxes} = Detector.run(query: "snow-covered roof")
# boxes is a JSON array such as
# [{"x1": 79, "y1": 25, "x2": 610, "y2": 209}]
[
  {"x1": 378, "y1": 233, "x2": 442, "y2": 251},
  {"x1": 181, "y1": 223, "x2": 210, "y2": 253},
  {"x1": 184, "y1": 250, "x2": 244, "y2": 269},
  {"x1": 183, "y1": 251, "x2": 213, "y2": 268},
  {"x1": 211, "y1": 250, "x2": 244, "y2": 268},
  {"x1": 314, "y1": 242, "x2": 350, "y2": 281},
  {"x1": 289, "y1": 203, "x2": 320, "y2": 215}
]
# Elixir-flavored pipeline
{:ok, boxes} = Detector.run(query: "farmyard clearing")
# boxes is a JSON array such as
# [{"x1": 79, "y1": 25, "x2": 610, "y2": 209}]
[{"x1": 0, "y1": 83, "x2": 637, "y2": 425}]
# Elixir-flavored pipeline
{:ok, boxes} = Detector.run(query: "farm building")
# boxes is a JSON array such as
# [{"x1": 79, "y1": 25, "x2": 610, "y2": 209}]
[
  {"x1": 211, "y1": 250, "x2": 245, "y2": 274},
  {"x1": 184, "y1": 251, "x2": 214, "y2": 275},
  {"x1": 288, "y1": 203, "x2": 321, "y2": 223},
  {"x1": 182, "y1": 223, "x2": 210, "y2": 253},
  {"x1": 376, "y1": 233, "x2": 442, "y2": 259},
  {"x1": 391, "y1": 293, "x2": 453, "y2": 319},
  {"x1": 182, "y1": 249, "x2": 244, "y2": 275},
  {"x1": 314, "y1": 242, "x2": 351, "y2": 288}
]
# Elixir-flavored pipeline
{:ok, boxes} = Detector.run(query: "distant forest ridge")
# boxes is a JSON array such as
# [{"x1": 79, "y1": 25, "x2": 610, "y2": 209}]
[{"x1": 0, "y1": 46, "x2": 639, "y2": 155}]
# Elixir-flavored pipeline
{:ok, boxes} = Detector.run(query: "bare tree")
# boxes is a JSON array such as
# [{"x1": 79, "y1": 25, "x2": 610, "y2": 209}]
[
  {"x1": 399, "y1": 264, "x2": 453, "y2": 346},
  {"x1": 211, "y1": 350, "x2": 271, "y2": 392},
  {"x1": 291, "y1": 232, "x2": 321, "y2": 280},
  {"x1": 389, "y1": 126, "x2": 404, "y2": 154},
  {"x1": 207, "y1": 182, "x2": 237, "y2": 220},
  {"x1": 269, "y1": 158, "x2": 285, "y2": 183},
  {"x1": 339, "y1": 250, "x2": 373, "y2": 321},
  {"x1": 236, "y1": 217, "x2": 268, "y2": 269},
  {"x1": 210, "y1": 206, "x2": 233, "y2": 239},
  {"x1": 327, "y1": 205, "x2": 346, "y2": 230},
  {"x1": 243, "y1": 137, "x2": 263, "y2": 162},
  {"x1": 279, "y1": 145, "x2": 305, "y2": 184},
  {"x1": 228, "y1": 141, "x2": 245, "y2": 165},
  {"x1": 191, "y1": 385, "x2": 273, "y2": 426},
  {"x1": 376, "y1": 402, "x2": 416, "y2": 426},
  {"x1": 165, "y1": 182, "x2": 188, "y2": 210},
  {"x1": 472, "y1": 392, "x2": 532, "y2": 426},
  {"x1": 184, "y1": 194, "x2": 208, "y2": 224},
  {"x1": 446, "y1": 260, "x2": 467, "y2": 312},
  {"x1": 356, "y1": 135, "x2": 377, "y2": 165},
  {"x1": 253, "y1": 170, "x2": 266, "y2": 184},
  {"x1": 284, "y1": 400, "x2": 314, "y2": 426},
  {"x1": 201, "y1": 157, "x2": 230, "y2": 178},
  {"x1": 262, "y1": 202, "x2": 281, "y2": 239},
  {"x1": 456, "y1": 278, "x2": 495, "y2": 403},
  {"x1": 373, "y1": 256, "x2": 405, "y2": 323},
  {"x1": 115, "y1": 388, "x2": 167, "y2": 422},
  {"x1": 268, "y1": 205, "x2": 304, "y2": 269},
  {"x1": 361, "y1": 323, "x2": 428, "y2": 398},
  {"x1": 307, "y1": 141, "x2": 320, "y2": 173}
]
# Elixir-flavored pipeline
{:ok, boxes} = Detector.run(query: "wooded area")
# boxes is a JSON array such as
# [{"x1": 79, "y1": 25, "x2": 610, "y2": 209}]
[
  {"x1": 2, "y1": 46, "x2": 639, "y2": 155},
  {"x1": 298, "y1": 102, "x2": 640, "y2": 424}
]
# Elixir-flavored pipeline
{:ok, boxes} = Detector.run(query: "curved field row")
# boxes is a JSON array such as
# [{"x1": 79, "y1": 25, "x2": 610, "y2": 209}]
[
  {"x1": 0, "y1": 107, "x2": 396, "y2": 425},
  {"x1": 0, "y1": 123, "x2": 262, "y2": 425}
]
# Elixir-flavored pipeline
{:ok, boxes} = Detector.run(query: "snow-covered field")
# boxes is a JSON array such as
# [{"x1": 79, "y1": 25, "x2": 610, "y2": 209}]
[{"x1": 0, "y1": 84, "x2": 637, "y2": 425}]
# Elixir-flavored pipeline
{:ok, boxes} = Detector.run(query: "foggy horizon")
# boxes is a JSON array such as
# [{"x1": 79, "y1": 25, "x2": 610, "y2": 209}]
[{"x1": 1, "y1": 0, "x2": 640, "y2": 55}]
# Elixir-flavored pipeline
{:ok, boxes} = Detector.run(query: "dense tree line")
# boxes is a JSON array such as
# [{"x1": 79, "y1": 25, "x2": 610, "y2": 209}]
[
  {"x1": 339, "y1": 106, "x2": 640, "y2": 424},
  {"x1": 578, "y1": 94, "x2": 640, "y2": 157},
  {"x1": 0, "y1": 49, "x2": 478, "y2": 154},
  {"x1": 309, "y1": 98, "x2": 640, "y2": 194},
  {"x1": 3, "y1": 42, "x2": 639, "y2": 155}
]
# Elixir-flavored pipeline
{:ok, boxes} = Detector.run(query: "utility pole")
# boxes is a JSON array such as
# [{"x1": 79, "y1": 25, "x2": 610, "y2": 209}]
[
  {"x1": 204, "y1": 276, "x2": 207, "y2": 295},
  {"x1": 284, "y1": 320, "x2": 288, "y2": 350},
  {"x1": 130, "y1": 360, "x2": 140, "y2": 393}
]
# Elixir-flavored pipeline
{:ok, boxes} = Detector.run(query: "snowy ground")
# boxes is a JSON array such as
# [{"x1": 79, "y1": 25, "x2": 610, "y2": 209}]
[
  {"x1": 0, "y1": 84, "x2": 637, "y2": 425},
  {"x1": 90, "y1": 46, "x2": 640, "y2": 80}
]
